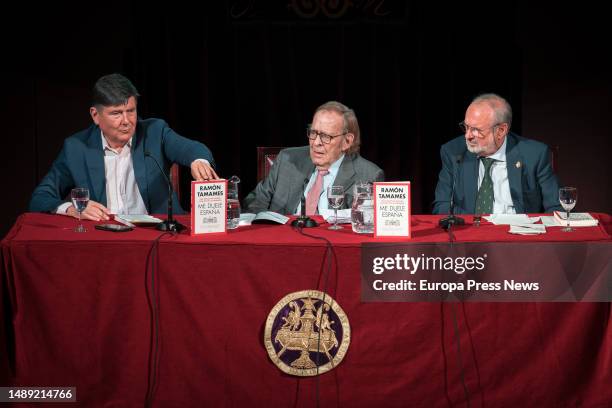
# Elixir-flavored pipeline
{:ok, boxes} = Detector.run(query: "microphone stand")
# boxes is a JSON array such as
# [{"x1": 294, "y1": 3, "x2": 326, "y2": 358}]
[
  {"x1": 291, "y1": 179, "x2": 318, "y2": 228},
  {"x1": 439, "y1": 156, "x2": 465, "y2": 231},
  {"x1": 291, "y1": 196, "x2": 319, "y2": 228},
  {"x1": 145, "y1": 152, "x2": 186, "y2": 232}
]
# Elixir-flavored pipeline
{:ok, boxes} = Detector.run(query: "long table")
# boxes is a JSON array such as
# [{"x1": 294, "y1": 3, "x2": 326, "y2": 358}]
[{"x1": 2, "y1": 213, "x2": 612, "y2": 407}]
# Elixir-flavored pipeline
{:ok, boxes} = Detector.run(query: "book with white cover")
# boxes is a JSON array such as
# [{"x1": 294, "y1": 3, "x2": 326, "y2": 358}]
[
  {"x1": 373, "y1": 181, "x2": 411, "y2": 238},
  {"x1": 191, "y1": 180, "x2": 227, "y2": 234},
  {"x1": 553, "y1": 211, "x2": 599, "y2": 227}
]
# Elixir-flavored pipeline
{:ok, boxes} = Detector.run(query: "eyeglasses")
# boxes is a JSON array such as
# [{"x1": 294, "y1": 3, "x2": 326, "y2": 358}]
[
  {"x1": 459, "y1": 121, "x2": 502, "y2": 138},
  {"x1": 306, "y1": 125, "x2": 347, "y2": 144}
]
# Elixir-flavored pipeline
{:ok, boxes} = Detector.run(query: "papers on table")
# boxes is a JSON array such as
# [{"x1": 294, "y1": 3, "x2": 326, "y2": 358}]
[
  {"x1": 540, "y1": 216, "x2": 560, "y2": 227},
  {"x1": 321, "y1": 209, "x2": 352, "y2": 224},
  {"x1": 509, "y1": 224, "x2": 547, "y2": 235},
  {"x1": 484, "y1": 214, "x2": 546, "y2": 235},
  {"x1": 483, "y1": 214, "x2": 541, "y2": 225}
]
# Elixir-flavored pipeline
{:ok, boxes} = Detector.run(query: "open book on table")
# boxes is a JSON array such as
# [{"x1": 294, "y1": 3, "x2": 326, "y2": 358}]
[{"x1": 239, "y1": 211, "x2": 290, "y2": 226}]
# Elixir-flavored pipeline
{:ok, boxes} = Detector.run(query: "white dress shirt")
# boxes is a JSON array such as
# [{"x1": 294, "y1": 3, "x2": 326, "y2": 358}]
[
  {"x1": 56, "y1": 132, "x2": 211, "y2": 215},
  {"x1": 57, "y1": 133, "x2": 147, "y2": 215},
  {"x1": 100, "y1": 135, "x2": 148, "y2": 215},
  {"x1": 478, "y1": 137, "x2": 516, "y2": 214},
  {"x1": 295, "y1": 154, "x2": 345, "y2": 215}
]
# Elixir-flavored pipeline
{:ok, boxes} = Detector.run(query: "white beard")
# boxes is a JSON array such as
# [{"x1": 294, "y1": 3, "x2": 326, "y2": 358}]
[{"x1": 465, "y1": 138, "x2": 499, "y2": 156}]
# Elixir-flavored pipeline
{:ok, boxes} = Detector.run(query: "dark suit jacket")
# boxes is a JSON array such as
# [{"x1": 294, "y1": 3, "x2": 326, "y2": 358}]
[
  {"x1": 432, "y1": 133, "x2": 562, "y2": 214},
  {"x1": 29, "y1": 118, "x2": 215, "y2": 214},
  {"x1": 243, "y1": 146, "x2": 384, "y2": 214}
]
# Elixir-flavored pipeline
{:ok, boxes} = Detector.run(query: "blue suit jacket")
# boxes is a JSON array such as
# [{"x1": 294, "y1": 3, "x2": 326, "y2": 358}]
[
  {"x1": 29, "y1": 118, "x2": 215, "y2": 214},
  {"x1": 432, "y1": 133, "x2": 562, "y2": 214}
]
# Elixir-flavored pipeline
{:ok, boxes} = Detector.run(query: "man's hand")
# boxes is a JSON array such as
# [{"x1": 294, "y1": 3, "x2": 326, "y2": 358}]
[
  {"x1": 67, "y1": 200, "x2": 111, "y2": 221},
  {"x1": 191, "y1": 160, "x2": 219, "y2": 181}
]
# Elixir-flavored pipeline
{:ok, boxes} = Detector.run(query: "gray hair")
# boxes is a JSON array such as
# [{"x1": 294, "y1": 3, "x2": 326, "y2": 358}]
[
  {"x1": 315, "y1": 101, "x2": 361, "y2": 154},
  {"x1": 471, "y1": 93, "x2": 513, "y2": 129},
  {"x1": 92, "y1": 73, "x2": 140, "y2": 108}
]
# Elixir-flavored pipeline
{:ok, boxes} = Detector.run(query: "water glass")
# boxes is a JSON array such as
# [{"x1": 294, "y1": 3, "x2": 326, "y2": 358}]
[
  {"x1": 71, "y1": 187, "x2": 89, "y2": 232},
  {"x1": 327, "y1": 185, "x2": 344, "y2": 230},
  {"x1": 226, "y1": 175, "x2": 241, "y2": 229},
  {"x1": 351, "y1": 182, "x2": 374, "y2": 233},
  {"x1": 559, "y1": 187, "x2": 577, "y2": 232}
]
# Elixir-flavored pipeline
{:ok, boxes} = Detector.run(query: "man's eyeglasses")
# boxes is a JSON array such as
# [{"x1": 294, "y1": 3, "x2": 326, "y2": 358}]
[
  {"x1": 307, "y1": 125, "x2": 347, "y2": 144},
  {"x1": 459, "y1": 121, "x2": 502, "y2": 138}
]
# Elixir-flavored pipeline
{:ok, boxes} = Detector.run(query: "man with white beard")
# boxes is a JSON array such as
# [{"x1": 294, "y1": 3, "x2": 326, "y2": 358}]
[{"x1": 433, "y1": 93, "x2": 561, "y2": 215}]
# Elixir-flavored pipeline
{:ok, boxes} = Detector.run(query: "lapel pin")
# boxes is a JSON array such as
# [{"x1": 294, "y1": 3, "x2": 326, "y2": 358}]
[{"x1": 515, "y1": 161, "x2": 521, "y2": 169}]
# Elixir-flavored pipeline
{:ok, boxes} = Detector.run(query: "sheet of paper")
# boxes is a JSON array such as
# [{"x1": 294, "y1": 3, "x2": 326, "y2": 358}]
[
  {"x1": 509, "y1": 224, "x2": 546, "y2": 235},
  {"x1": 540, "y1": 216, "x2": 559, "y2": 227},
  {"x1": 484, "y1": 214, "x2": 541, "y2": 225}
]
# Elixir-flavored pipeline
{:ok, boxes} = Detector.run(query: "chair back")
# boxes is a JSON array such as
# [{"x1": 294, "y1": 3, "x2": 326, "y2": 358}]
[
  {"x1": 550, "y1": 145, "x2": 560, "y2": 172},
  {"x1": 256, "y1": 147, "x2": 285, "y2": 182},
  {"x1": 170, "y1": 163, "x2": 181, "y2": 200}
]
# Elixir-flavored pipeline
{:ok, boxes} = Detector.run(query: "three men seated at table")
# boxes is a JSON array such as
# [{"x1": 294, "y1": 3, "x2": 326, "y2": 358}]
[
  {"x1": 29, "y1": 80, "x2": 561, "y2": 219},
  {"x1": 433, "y1": 93, "x2": 562, "y2": 215},
  {"x1": 243, "y1": 101, "x2": 385, "y2": 215}
]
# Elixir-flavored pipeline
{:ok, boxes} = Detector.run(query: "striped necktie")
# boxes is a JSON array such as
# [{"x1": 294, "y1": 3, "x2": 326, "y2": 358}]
[{"x1": 305, "y1": 170, "x2": 329, "y2": 215}]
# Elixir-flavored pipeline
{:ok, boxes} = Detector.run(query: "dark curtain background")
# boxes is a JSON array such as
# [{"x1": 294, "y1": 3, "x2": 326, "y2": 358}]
[{"x1": 1, "y1": 1, "x2": 610, "y2": 237}]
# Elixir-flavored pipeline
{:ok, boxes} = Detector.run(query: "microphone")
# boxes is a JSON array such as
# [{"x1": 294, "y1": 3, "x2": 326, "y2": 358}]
[
  {"x1": 291, "y1": 177, "x2": 319, "y2": 228},
  {"x1": 439, "y1": 154, "x2": 465, "y2": 230},
  {"x1": 144, "y1": 151, "x2": 186, "y2": 232}
]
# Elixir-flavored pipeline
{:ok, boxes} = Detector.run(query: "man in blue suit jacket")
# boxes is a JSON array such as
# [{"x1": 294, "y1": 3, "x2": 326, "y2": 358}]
[
  {"x1": 29, "y1": 73, "x2": 217, "y2": 220},
  {"x1": 433, "y1": 93, "x2": 561, "y2": 215}
]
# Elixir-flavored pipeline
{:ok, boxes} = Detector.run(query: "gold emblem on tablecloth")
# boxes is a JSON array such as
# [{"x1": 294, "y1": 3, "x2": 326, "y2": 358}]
[{"x1": 264, "y1": 290, "x2": 350, "y2": 376}]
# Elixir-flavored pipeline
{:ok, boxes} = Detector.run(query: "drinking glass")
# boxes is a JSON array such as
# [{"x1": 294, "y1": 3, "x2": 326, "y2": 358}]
[
  {"x1": 351, "y1": 182, "x2": 374, "y2": 233},
  {"x1": 327, "y1": 185, "x2": 344, "y2": 230},
  {"x1": 559, "y1": 187, "x2": 577, "y2": 232},
  {"x1": 71, "y1": 187, "x2": 90, "y2": 232},
  {"x1": 226, "y1": 175, "x2": 241, "y2": 230}
]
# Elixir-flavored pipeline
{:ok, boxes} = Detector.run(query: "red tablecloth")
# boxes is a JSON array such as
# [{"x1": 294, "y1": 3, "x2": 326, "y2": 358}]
[{"x1": 1, "y1": 213, "x2": 611, "y2": 407}]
